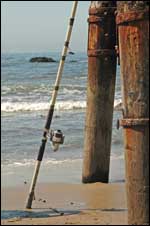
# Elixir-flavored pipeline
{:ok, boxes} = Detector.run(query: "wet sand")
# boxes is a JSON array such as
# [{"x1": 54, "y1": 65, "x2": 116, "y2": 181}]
[{"x1": 1, "y1": 182, "x2": 127, "y2": 225}]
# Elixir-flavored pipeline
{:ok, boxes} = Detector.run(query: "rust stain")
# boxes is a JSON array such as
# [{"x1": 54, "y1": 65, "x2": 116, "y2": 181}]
[{"x1": 118, "y1": 2, "x2": 149, "y2": 224}]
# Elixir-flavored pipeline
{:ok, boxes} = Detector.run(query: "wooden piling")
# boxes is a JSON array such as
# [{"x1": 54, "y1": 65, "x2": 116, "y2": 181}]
[
  {"x1": 82, "y1": 1, "x2": 117, "y2": 183},
  {"x1": 116, "y1": 1, "x2": 149, "y2": 225}
]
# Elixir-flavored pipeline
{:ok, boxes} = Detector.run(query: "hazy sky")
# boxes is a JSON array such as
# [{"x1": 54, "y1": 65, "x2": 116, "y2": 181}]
[{"x1": 1, "y1": 1, "x2": 90, "y2": 53}]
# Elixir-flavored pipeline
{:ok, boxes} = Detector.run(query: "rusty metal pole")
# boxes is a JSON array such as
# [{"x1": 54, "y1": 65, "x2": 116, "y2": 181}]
[
  {"x1": 82, "y1": 1, "x2": 117, "y2": 183},
  {"x1": 116, "y1": 1, "x2": 149, "y2": 225}
]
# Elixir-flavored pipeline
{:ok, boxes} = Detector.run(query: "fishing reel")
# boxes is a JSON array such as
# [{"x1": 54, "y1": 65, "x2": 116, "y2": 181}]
[{"x1": 49, "y1": 129, "x2": 65, "y2": 152}]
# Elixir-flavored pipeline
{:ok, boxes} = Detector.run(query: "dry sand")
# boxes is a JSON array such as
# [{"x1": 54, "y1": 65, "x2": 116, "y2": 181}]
[{"x1": 1, "y1": 182, "x2": 128, "y2": 225}]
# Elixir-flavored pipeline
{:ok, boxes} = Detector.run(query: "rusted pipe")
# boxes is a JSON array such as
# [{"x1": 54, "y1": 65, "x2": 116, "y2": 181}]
[
  {"x1": 117, "y1": 1, "x2": 149, "y2": 225},
  {"x1": 82, "y1": 1, "x2": 117, "y2": 183}
]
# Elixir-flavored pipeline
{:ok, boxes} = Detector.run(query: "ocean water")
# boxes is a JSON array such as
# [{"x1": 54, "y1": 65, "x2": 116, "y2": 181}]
[{"x1": 1, "y1": 52, "x2": 125, "y2": 187}]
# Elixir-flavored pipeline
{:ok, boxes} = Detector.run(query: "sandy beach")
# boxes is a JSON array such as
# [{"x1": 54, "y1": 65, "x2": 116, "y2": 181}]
[{"x1": 1, "y1": 182, "x2": 127, "y2": 225}]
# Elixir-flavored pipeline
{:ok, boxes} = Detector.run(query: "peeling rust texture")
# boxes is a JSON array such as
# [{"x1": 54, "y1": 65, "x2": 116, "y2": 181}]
[
  {"x1": 116, "y1": 10, "x2": 149, "y2": 25},
  {"x1": 88, "y1": 16, "x2": 103, "y2": 23},
  {"x1": 117, "y1": 1, "x2": 149, "y2": 13},
  {"x1": 118, "y1": 1, "x2": 149, "y2": 225},
  {"x1": 89, "y1": 5, "x2": 116, "y2": 17},
  {"x1": 118, "y1": 21, "x2": 149, "y2": 118},
  {"x1": 88, "y1": 49, "x2": 116, "y2": 57},
  {"x1": 119, "y1": 118, "x2": 149, "y2": 127},
  {"x1": 124, "y1": 126, "x2": 149, "y2": 225}
]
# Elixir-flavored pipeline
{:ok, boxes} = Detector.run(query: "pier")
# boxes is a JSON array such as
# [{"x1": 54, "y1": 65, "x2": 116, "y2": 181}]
[{"x1": 83, "y1": 1, "x2": 149, "y2": 225}]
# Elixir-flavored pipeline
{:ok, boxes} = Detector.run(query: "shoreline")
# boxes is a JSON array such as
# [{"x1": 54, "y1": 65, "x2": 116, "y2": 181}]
[
  {"x1": 1, "y1": 156, "x2": 125, "y2": 188},
  {"x1": 1, "y1": 182, "x2": 128, "y2": 225}
]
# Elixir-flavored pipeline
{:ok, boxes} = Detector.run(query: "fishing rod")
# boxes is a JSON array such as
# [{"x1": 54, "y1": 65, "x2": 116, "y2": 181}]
[{"x1": 26, "y1": 1, "x2": 78, "y2": 209}]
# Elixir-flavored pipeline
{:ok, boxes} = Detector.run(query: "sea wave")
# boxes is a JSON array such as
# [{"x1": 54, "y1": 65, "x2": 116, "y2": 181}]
[
  {"x1": 1, "y1": 101, "x2": 86, "y2": 112},
  {"x1": 1, "y1": 158, "x2": 83, "y2": 168},
  {"x1": 1, "y1": 99, "x2": 122, "y2": 112},
  {"x1": 114, "y1": 99, "x2": 123, "y2": 110},
  {"x1": 62, "y1": 88, "x2": 84, "y2": 95},
  {"x1": 1, "y1": 85, "x2": 85, "y2": 95},
  {"x1": 1, "y1": 84, "x2": 52, "y2": 94},
  {"x1": 1, "y1": 155, "x2": 124, "y2": 169}
]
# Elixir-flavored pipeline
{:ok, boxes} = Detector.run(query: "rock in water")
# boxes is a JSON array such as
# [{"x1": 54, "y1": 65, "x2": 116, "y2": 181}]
[{"x1": 29, "y1": 57, "x2": 56, "y2": 63}]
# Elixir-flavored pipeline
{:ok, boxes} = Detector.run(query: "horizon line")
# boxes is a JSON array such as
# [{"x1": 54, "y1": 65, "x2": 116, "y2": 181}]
[{"x1": 2, "y1": 50, "x2": 87, "y2": 54}]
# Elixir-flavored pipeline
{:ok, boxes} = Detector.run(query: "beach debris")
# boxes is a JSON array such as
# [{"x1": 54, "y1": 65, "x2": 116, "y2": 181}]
[
  {"x1": 29, "y1": 57, "x2": 57, "y2": 63},
  {"x1": 38, "y1": 198, "x2": 46, "y2": 203},
  {"x1": 70, "y1": 202, "x2": 74, "y2": 205},
  {"x1": 8, "y1": 217, "x2": 22, "y2": 222}
]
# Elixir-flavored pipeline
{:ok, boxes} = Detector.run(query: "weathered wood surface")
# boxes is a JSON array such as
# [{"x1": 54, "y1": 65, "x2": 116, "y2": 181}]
[{"x1": 82, "y1": 1, "x2": 117, "y2": 183}]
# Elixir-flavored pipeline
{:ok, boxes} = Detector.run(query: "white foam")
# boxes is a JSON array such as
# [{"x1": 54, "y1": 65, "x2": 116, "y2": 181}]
[
  {"x1": 2, "y1": 86, "x2": 11, "y2": 92},
  {"x1": 111, "y1": 154, "x2": 124, "y2": 160},
  {"x1": 56, "y1": 101, "x2": 86, "y2": 110},
  {"x1": 1, "y1": 98, "x2": 122, "y2": 113},
  {"x1": 114, "y1": 99, "x2": 123, "y2": 110},
  {"x1": 44, "y1": 158, "x2": 83, "y2": 165},
  {"x1": 62, "y1": 88, "x2": 84, "y2": 95},
  {"x1": 2, "y1": 154, "x2": 124, "y2": 169},
  {"x1": 1, "y1": 101, "x2": 86, "y2": 112},
  {"x1": 1, "y1": 158, "x2": 83, "y2": 168}
]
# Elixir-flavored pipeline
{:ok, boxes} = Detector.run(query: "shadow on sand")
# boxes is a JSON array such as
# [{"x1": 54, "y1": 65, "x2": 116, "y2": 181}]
[{"x1": 1, "y1": 209, "x2": 80, "y2": 220}]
